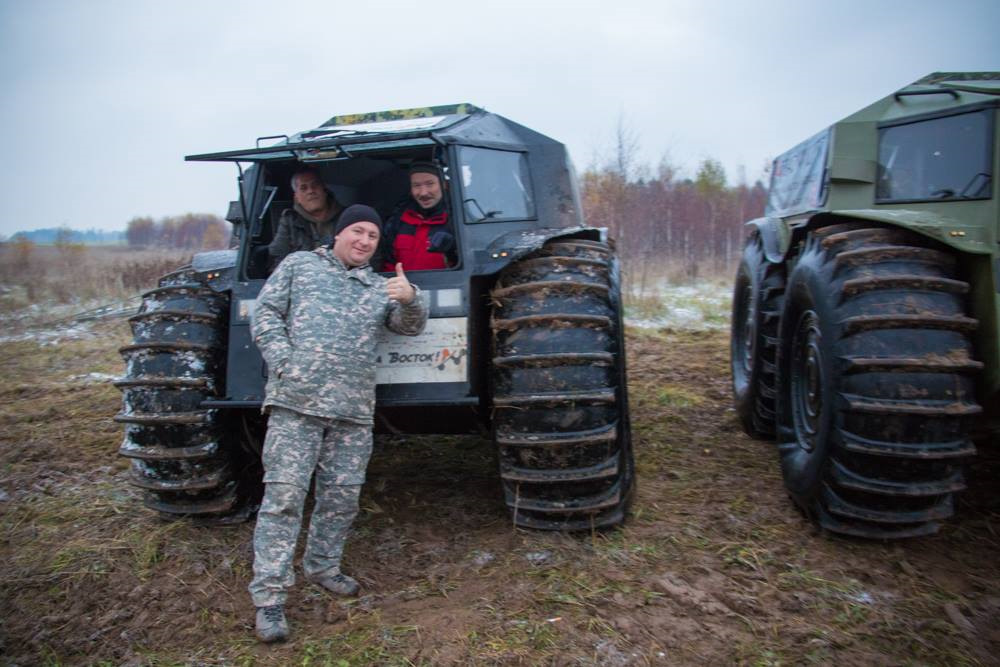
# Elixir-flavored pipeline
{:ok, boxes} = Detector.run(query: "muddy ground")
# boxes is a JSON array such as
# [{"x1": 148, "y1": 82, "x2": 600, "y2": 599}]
[{"x1": 1, "y1": 319, "x2": 998, "y2": 665}]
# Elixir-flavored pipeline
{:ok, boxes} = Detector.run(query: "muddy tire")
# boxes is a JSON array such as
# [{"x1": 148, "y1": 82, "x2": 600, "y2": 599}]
[
  {"x1": 731, "y1": 233, "x2": 785, "y2": 438},
  {"x1": 776, "y1": 224, "x2": 981, "y2": 538},
  {"x1": 115, "y1": 267, "x2": 243, "y2": 517},
  {"x1": 490, "y1": 239, "x2": 634, "y2": 530}
]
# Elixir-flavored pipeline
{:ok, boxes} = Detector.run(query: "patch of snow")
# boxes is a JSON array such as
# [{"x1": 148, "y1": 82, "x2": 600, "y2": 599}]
[
  {"x1": 67, "y1": 372, "x2": 119, "y2": 384},
  {"x1": 625, "y1": 281, "x2": 732, "y2": 331},
  {"x1": 131, "y1": 321, "x2": 152, "y2": 338},
  {"x1": 178, "y1": 351, "x2": 206, "y2": 374},
  {"x1": 470, "y1": 550, "x2": 495, "y2": 568},
  {"x1": 0, "y1": 297, "x2": 137, "y2": 345},
  {"x1": 594, "y1": 639, "x2": 633, "y2": 666},
  {"x1": 844, "y1": 589, "x2": 895, "y2": 605},
  {"x1": 524, "y1": 550, "x2": 553, "y2": 565},
  {"x1": 0, "y1": 322, "x2": 99, "y2": 346}
]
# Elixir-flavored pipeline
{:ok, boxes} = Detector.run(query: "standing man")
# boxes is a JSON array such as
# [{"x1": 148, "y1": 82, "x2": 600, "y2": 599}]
[
  {"x1": 249, "y1": 204, "x2": 427, "y2": 643},
  {"x1": 380, "y1": 161, "x2": 457, "y2": 271},
  {"x1": 268, "y1": 167, "x2": 343, "y2": 267}
]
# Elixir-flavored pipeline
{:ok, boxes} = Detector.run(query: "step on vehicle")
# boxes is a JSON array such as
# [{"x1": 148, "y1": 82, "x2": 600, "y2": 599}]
[
  {"x1": 115, "y1": 104, "x2": 634, "y2": 530},
  {"x1": 731, "y1": 73, "x2": 999, "y2": 538}
]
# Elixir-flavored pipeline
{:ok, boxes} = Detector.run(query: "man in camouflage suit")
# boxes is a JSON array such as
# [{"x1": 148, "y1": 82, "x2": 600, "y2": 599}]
[{"x1": 249, "y1": 203, "x2": 427, "y2": 643}]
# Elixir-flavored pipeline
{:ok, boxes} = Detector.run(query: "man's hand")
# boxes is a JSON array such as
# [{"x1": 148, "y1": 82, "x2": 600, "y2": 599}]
[
  {"x1": 386, "y1": 263, "x2": 416, "y2": 304},
  {"x1": 428, "y1": 230, "x2": 455, "y2": 253}
]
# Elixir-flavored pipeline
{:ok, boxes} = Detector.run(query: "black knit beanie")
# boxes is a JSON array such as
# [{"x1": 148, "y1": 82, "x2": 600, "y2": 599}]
[
  {"x1": 408, "y1": 161, "x2": 442, "y2": 179},
  {"x1": 334, "y1": 204, "x2": 383, "y2": 236}
]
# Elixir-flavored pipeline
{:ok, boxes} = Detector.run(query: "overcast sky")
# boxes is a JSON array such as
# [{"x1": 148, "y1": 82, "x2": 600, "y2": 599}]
[{"x1": 1, "y1": 0, "x2": 997, "y2": 237}]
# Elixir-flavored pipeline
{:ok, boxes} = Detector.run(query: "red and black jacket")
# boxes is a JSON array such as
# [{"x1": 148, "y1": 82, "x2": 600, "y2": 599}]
[{"x1": 381, "y1": 201, "x2": 454, "y2": 271}]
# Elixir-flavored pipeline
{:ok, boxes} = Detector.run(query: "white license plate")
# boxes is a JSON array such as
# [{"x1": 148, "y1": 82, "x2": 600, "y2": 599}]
[{"x1": 375, "y1": 317, "x2": 467, "y2": 384}]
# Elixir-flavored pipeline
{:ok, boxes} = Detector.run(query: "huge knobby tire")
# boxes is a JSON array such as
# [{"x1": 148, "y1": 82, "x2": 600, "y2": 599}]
[
  {"x1": 114, "y1": 267, "x2": 240, "y2": 517},
  {"x1": 731, "y1": 232, "x2": 785, "y2": 439},
  {"x1": 490, "y1": 239, "x2": 634, "y2": 530},
  {"x1": 776, "y1": 223, "x2": 982, "y2": 538}
]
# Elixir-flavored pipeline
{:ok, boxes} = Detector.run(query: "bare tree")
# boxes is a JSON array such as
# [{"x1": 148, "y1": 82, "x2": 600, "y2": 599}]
[
  {"x1": 580, "y1": 131, "x2": 766, "y2": 287},
  {"x1": 126, "y1": 217, "x2": 156, "y2": 247}
]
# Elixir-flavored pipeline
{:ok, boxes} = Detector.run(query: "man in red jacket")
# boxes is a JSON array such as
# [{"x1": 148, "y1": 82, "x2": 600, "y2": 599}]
[{"x1": 380, "y1": 161, "x2": 457, "y2": 271}]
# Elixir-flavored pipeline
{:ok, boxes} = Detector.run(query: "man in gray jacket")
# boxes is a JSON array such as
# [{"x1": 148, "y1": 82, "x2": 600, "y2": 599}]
[
  {"x1": 268, "y1": 167, "x2": 343, "y2": 267},
  {"x1": 249, "y1": 204, "x2": 427, "y2": 643}
]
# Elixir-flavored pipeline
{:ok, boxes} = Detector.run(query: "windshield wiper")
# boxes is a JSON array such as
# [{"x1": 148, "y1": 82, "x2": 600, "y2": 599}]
[
  {"x1": 960, "y1": 172, "x2": 991, "y2": 198},
  {"x1": 929, "y1": 173, "x2": 992, "y2": 200},
  {"x1": 464, "y1": 198, "x2": 503, "y2": 222}
]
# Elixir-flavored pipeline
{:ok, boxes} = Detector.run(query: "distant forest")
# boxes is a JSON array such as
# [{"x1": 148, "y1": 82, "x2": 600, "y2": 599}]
[
  {"x1": 578, "y1": 124, "x2": 767, "y2": 282},
  {"x1": 124, "y1": 214, "x2": 229, "y2": 250},
  {"x1": 2, "y1": 215, "x2": 230, "y2": 251},
  {"x1": 7, "y1": 227, "x2": 125, "y2": 245}
]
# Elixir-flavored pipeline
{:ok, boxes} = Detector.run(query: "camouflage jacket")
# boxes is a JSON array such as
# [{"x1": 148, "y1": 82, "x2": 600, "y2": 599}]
[
  {"x1": 267, "y1": 203, "x2": 341, "y2": 267},
  {"x1": 252, "y1": 246, "x2": 427, "y2": 424}
]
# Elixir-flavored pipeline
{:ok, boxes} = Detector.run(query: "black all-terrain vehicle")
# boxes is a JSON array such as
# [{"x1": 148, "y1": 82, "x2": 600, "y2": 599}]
[
  {"x1": 731, "y1": 73, "x2": 1000, "y2": 538},
  {"x1": 116, "y1": 104, "x2": 634, "y2": 530}
]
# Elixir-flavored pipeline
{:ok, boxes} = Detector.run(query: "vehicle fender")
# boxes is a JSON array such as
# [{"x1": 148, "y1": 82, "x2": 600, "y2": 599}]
[
  {"x1": 474, "y1": 226, "x2": 605, "y2": 275},
  {"x1": 192, "y1": 249, "x2": 238, "y2": 272},
  {"x1": 744, "y1": 217, "x2": 786, "y2": 264},
  {"x1": 192, "y1": 249, "x2": 238, "y2": 292},
  {"x1": 818, "y1": 209, "x2": 994, "y2": 256}
]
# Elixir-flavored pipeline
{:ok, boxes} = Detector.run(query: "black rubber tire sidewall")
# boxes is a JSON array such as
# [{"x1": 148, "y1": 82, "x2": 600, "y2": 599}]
[
  {"x1": 731, "y1": 238, "x2": 765, "y2": 436},
  {"x1": 778, "y1": 245, "x2": 838, "y2": 505}
]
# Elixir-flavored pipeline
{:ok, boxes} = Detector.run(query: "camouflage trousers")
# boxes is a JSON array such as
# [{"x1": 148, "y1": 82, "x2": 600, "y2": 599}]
[{"x1": 248, "y1": 406, "x2": 373, "y2": 607}]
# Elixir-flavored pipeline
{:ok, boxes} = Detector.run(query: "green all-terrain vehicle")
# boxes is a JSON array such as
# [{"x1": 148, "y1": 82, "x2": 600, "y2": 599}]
[
  {"x1": 115, "y1": 104, "x2": 634, "y2": 530},
  {"x1": 731, "y1": 72, "x2": 999, "y2": 538}
]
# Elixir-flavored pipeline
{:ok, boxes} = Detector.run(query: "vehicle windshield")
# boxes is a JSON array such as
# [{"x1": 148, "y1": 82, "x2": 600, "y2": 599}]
[{"x1": 876, "y1": 108, "x2": 994, "y2": 202}]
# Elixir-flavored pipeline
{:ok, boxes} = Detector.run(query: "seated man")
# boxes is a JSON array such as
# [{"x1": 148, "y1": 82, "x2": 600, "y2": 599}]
[
  {"x1": 380, "y1": 161, "x2": 457, "y2": 271},
  {"x1": 268, "y1": 167, "x2": 343, "y2": 267}
]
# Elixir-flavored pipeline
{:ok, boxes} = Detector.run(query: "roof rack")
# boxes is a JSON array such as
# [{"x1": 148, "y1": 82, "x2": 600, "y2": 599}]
[{"x1": 319, "y1": 103, "x2": 480, "y2": 128}]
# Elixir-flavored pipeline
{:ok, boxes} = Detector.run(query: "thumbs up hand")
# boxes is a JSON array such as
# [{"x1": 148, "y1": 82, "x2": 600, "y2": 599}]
[{"x1": 386, "y1": 262, "x2": 416, "y2": 304}]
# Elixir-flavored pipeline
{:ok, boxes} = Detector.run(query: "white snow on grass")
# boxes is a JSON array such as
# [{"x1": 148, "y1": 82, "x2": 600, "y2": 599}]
[
  {"x1": 0, "y1": 323, "x2": 99, "y2": 346},
  {"x1": 0, "y1": 280, "x2": 734, "y2": 346},
  {"x1": 624, "y1": 281, "x2": 732, "y2": 331},
  {"x1": 0, "y1": 297, "x2": 138, "y2": 346},
  {"x1": 67, "y1": 372, "x2": 120, "y2": 384}
]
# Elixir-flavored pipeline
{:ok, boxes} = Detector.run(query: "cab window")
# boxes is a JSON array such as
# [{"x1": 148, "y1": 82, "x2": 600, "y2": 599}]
[
  {"x1": 458, "y1": 147, "x2": 535, "y2": 222},
  {"x1": 876, "y1": 108, "x2": 994, "y2": 202}
]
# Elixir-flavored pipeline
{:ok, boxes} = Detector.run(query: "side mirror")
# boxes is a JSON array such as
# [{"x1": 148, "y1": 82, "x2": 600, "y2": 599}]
[{"x1": 225, "y1": 200, "x2": 244, "y2": 224}]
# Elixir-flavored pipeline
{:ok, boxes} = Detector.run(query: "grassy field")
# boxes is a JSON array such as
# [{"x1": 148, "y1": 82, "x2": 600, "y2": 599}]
[
  {"x1": 0, "y1": 315, "x2": 997, "y2": 665},
  {"x1": 0, "y1": 247, "x2": 997, "y2": 665},
  {"x1": 0, "y1": 243, "x2": 190, "y2": 311}
]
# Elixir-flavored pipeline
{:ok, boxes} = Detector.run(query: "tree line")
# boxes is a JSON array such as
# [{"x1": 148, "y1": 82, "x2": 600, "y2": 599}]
[
  {"x1": 125, "y1": 213, "x2": 229, "y2": 250},
  {"x1": 578, "y1": 124, "x2": 767, "y2": 285},
  {"x1": 6, "y1": 227, "x2": 124, "y2": 245}
]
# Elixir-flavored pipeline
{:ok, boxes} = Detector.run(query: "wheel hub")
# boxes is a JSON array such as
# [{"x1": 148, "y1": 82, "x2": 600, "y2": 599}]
[
  {"x1": 741, "y1": 283, "x2": 758, "y2": 375},
  {"x1": 734, "y1": 279, "x2": 758, "y2": 379},
  {"x1": 791, "y1": 310, "x2": 824, "y2": 452}
]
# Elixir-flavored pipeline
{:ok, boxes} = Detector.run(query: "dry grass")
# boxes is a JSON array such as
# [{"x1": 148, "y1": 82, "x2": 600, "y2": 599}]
[
  {"x1": 624, "y1": 329, "x2": 999, "y2": 666},
  {"x1": 620, "y1": 258, "x2": 734, "y2": 329},
  {"x1": 0, "y1": 244, "x2": 190, "y2": 310},
  {"x1": 0, "y1": 303, "x2": 997, "y2": 664},
  {"x1": 621, "y1": 255, "x2": 737, "y2": 299}
]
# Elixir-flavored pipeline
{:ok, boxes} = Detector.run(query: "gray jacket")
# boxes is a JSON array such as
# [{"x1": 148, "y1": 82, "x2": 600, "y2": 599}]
[
  {"x1": 268, "y1": 205, "x2": 339, "y2": 267},
  {"x1": 252, "y1": 247, "x2": 427, "y2": 424}
]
